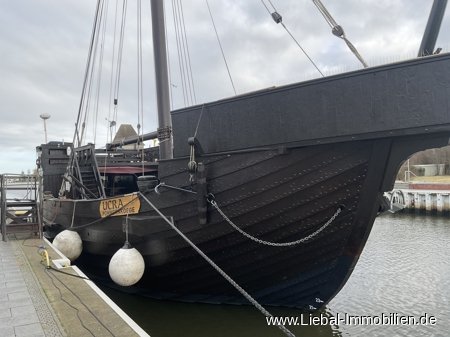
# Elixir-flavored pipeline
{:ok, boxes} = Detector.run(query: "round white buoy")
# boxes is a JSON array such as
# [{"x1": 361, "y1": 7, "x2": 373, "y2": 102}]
[
  {"x1": 52, "y1": 230, "x2": 83, "y2": 261},
  {"x1": 109, "y1": 244, "x2": 145, "y2": 286}
]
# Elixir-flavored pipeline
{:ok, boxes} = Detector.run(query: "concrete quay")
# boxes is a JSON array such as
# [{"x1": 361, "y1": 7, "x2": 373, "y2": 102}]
[
  {"x1": 389, "y1": 181, "x2": 450, "y2": 214},
  {"x1": 0, "y1": 233, "x2": 149, "y2": 337}
]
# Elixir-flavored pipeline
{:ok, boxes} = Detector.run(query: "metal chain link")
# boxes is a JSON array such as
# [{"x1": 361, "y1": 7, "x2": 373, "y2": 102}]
[
  {"x1": 209, "y1": 199, "x2": 342, "y2": 247},
  {"x1": 138, "y1": 192, "x2": 296, "y2": 337}
]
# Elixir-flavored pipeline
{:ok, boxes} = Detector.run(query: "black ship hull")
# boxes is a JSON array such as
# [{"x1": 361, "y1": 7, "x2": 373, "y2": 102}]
[
  {"x1": 41, "y1": 54, "x2": 450, "y2": 309},
  {"x1": 43, "y1": 134, "x2": 448, "y2": 308}
]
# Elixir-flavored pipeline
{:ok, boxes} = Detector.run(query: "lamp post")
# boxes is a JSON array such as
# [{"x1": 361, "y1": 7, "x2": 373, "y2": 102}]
[{"x1": 39, "y1": 113, "x2": 51, "y2": 144}]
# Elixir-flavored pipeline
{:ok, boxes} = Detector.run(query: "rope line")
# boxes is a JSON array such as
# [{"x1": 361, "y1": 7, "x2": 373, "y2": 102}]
[
  {"x1": 171, "y1": 0, "x2": 197, "y2": 106},
  {"x1": 93, "y1": 0, "x2": 109, "y2": 144},
  {"x1": 280, "y1": 21, "x2": 325, "y2": 77},
  {"x1": 113, "y1": 0, "x2": 128, "y2": 111},
  {"x1": 172, "y1": 0, "x2": 189, "y2": 105},
  {"x1": 312, "y1": 0, "x2": 368, "y2": 68},
  {"x1": 107, "y1": 0, "x2": 120, "y2": 142},
  {"x1": 179, "y1": 0, "x2": 197, "y2": 104},
  {"x1": 312, "y1": 0, "x2": 338, "y2": 28},
  {"x1": 205, "y1": 0, "x2": 237, "y2": 95},
  {"x1": 43, "y1": 265, "x2": 115, "y2": 336},
  {"x1": 260, "y1": 0, "x2": 324, "y2": 77},
  {"x1": 74, "y1": 0, "x2": 102, "y2": 148},
  {"x1": 193, "y1": 104, "x2": 206, "y2": 138},
  {"x1": 138, "y1": 192, "x2": 296, "y2": 337},
  {"x1": 79, "y1": 0, "x2": 105, "y2": 146}
]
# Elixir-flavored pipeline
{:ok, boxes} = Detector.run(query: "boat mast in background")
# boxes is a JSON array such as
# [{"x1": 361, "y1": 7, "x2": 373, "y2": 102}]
[
  {"x1": 418, "y1": 0, "x2": 448, "y2": 56},
  {"x1": 151, "y1": 0, "x2": 173, "y2": 160}
]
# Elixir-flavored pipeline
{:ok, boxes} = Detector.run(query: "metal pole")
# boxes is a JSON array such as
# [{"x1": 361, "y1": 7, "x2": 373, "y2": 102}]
[
  {"x1": 1, "y1": 175, "x2": 7, "y2": 242},
  {"x1": 407, "y1": 159, "x2": 411, "y2": 182},
  {"x1": 40, "y1": 113, "x2": 51, "y2": 144},
  {"x1": 43, "y1": 119, "x2": 48, "y2": 143},
  {"x1": 150, "y1": 0, "x2": 173, "y2": 160},
  {"x1": 33, "y1": 174, "x2": 42, "y2": 239},
  {"x1": 418, "y1": 0, "x2": 448, "y2": 56}
]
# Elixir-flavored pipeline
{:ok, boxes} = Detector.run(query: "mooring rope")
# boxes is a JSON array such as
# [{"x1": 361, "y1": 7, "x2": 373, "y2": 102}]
[{"x1": 138, "y1": 192, "x2": 297, "y2": 337}]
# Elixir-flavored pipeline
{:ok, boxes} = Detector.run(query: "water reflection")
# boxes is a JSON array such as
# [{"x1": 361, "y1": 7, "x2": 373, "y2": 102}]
[
  {"x1": 103, "y1": 289, "x2": 342, "y2": 337},
  {"x1": 102, "y1": 214, "x2": 450, "y2": 337}
]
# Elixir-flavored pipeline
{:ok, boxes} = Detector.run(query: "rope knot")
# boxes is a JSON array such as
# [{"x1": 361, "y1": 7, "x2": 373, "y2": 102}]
[{"x1": 187, "y1": 160, "x2": 198, "y2": 174}]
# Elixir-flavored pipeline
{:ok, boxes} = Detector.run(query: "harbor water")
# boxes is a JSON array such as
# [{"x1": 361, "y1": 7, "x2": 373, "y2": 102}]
[{"x1": 101, "y1": 214, "x2": 450, "y2": 337}]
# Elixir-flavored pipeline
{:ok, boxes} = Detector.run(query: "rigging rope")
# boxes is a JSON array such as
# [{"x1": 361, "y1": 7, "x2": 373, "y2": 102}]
[
  {"x1": 312, "y1": 0, "x2": 368, "y2": 68},
  {"x1": 179, "y1": 0, "x2": 196, "y2": 104},
  {"x1": 74, "y1": 0, "x2": 102, "y2": 148},
  {"x1": 113, "y1": 0, "x2": 128, "y2": 123},
  {"x1": 205, "y1": 0, "x2": 237, "y2": 95},
  {"x1": 172, "y1": 0, "x2": 188, "y2": 105},
  {"x1": 171, "y1": 0, "x2": 197, "y2": 106},
  {"x1": 81, "y1": 0, "x2": 106, "y2": 146},
  {"x1": 93, "y1": 0, "x2": 110, "y2": 145},
  {"x1": 261, "y1": 0, "x2": 325, "y2": 77},
  {"x1": 107, "y1": 0, "x2": 120, "y2": 142}
]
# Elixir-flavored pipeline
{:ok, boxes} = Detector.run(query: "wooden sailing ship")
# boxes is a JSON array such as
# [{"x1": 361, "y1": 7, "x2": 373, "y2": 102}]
[{"x1": 38, "y1": 0, "x2": 450, "y2": 309}]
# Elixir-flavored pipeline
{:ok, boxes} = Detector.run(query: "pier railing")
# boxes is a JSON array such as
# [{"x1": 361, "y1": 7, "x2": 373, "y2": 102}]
[
  {"x1": 388, "y1": 182, "x2": 450, "y2": 214},
  {"x1": 0, "y1": 174, "x2": 41, "y2": 241}
]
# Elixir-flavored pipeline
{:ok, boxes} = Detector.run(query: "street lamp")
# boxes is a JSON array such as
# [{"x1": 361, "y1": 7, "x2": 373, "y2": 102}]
[{"x1": 39, "y1": 113, "x2": 51, "y2": 144}]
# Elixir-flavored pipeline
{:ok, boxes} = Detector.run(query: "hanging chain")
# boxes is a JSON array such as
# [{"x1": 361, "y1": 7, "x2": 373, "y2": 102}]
[
  {"x1": 139, "y1": 192, "x2": 297, "y2": 337},
  {"x1": 208, "y1": 197, "x2": 342, "y2": 247}
]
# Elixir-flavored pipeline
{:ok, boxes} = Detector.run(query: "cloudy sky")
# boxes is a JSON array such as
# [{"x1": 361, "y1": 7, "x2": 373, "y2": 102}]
[{"x1": 0, "y1": 0, "x2": 449, "y2": 174}]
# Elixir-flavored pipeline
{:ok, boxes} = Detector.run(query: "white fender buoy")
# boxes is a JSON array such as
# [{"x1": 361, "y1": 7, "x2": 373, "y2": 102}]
[
  {"x1": 53, "y1": 230, "x2": 83, "y2": 261},
  {"x1": 109, "y1": 243, "x2": 145, "y2": 286}
]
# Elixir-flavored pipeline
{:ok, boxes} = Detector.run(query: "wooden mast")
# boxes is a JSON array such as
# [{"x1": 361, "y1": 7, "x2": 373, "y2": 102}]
[
  {"x1": 418, "y1": 0, "x2": 448, "y2": 56},
  {"x1": 150, "y1": 0, "x2": 173, "y2": 160}
]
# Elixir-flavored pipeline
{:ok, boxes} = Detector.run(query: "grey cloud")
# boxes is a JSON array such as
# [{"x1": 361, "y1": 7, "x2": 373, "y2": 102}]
[{"x1": 0, "y1": 0, "x2": 448, "y2": 173}]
